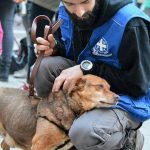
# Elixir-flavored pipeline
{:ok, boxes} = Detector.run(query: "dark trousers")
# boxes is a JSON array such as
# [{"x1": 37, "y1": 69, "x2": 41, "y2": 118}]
[
  {"x1": 0, "y1": 0, "x2": 16, "y2": 64},
  {"x1": 0, "y1": 0, "x2": 16, "y2": 81}
]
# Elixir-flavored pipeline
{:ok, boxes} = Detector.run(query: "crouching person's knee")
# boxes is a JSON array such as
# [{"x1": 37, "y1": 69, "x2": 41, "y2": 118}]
[
  {"x1": 34, "y1": 56, "x2": 75, "y2": 98},
  {"x1": 35, "y1": 56, "x2": 66, "y2": 97},
  {"x1": 69, "y1": 120, "x2": 113, "y2": 150},
  {"x1": 34, "y1": 57, "x2": 56, "y2": 98}
]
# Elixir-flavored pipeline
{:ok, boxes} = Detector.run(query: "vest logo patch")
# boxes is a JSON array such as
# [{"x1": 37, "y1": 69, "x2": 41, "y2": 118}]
[{"x1": 92, "y1": 38, "x2": 112, "y2": 57}]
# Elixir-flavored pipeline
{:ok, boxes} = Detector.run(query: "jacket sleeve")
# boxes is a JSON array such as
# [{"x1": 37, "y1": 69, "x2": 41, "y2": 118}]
[{"x1": 91, "y1": 18, "x2": 150, "y2": 98}]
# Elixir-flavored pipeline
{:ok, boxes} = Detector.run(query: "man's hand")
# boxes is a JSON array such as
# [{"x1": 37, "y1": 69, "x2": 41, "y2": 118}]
[
  {"x1": 34, "y1": 34, "x2": 56, "y2": 57},
  {"x1": 52, "y1": 65, "x2": 83, "y2": 93}
]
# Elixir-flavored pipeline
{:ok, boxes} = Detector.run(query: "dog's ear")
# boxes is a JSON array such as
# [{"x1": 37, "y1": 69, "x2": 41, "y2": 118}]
[
  {"x1": 75, "y1": 77, "x2": 86, "y2": 87},
  {"x1": 75, "y1": 77, "x2": 86, "y2": 90},
  {"x1": 68, "y1": 77, "x2": 86, "y2": 95}
]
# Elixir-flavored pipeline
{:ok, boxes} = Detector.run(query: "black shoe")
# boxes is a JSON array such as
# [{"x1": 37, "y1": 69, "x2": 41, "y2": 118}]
[
  {"x1": 0, "y1": 76, "x2": 8, "y2": 82},
  {"x1": 122, "y1": 129, "x2": 144, "y2": 150},
  {"x1": 0, "y1": 69, "x2": 9, "y2": 82},
  {"x1": 0, "y1": 68, "x2": 9, "y2": 82}
]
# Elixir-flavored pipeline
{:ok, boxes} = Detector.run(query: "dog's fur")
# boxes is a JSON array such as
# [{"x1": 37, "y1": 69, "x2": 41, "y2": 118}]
[{"x1": 0, "y1": 75, "x2": 119, "y2": 150}]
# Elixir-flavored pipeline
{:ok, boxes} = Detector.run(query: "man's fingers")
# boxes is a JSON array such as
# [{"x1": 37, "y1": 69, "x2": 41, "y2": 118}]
[
  {"x1": 35, "y1": 44, "x2": 50, "y2": 51},
  {"x1": 63, "y1": 80, "x2": 70, "y2": 92},
  {"x1": 48, "y1": 34, "x2": 55, "y2": 48},
  {"x1": 34, "y1": 36, "x2": 56, "y2": 57},
  {"x1": 34, "y1": 44, "x2": 53, "y2": 56},
  {"x1": 65, "y1": 79, "x2": 77, "y2": 94},
  {"x1": 44, "y1": 49, "x2": 53, "y2": 57},
  {"x1": 67, "y1": 83, "x2": 76, "y2": 94},
  {"x1": 34, "y1": 47, "x2": 39, "y2": 57},
  {"x1": 52, "y1": 77, "x2": 65, "y2": 92},
  {"x1": 48, "y1": 34, "x2": 54, "y2": 42},
  {"x1": 36, "y1": 36, "x2": 55, "y2": 49},
  {"x1": 36, "y1": 37, "x2": 50, "y2": 46}
]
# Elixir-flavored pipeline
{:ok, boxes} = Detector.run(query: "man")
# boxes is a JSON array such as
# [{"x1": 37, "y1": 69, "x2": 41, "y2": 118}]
[{"x1": 34, "y1": 0, "x2": 150, "y2": 149}]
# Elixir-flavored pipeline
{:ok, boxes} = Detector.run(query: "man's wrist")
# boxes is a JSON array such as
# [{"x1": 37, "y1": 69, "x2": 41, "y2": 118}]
[{"x1": 80, "y1": 60, "x2": 94, "y2": 75}]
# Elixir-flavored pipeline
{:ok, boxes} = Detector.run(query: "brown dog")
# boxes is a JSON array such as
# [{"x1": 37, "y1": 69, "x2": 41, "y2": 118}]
[{"x1": 0, "y1": 75, "x2": 119, "y2": 150}]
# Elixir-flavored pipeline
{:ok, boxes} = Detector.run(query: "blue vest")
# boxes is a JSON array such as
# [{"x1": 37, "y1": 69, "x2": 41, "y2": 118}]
[{"x1": 58, "y1": 3, "x2": 150, "y2": 122}]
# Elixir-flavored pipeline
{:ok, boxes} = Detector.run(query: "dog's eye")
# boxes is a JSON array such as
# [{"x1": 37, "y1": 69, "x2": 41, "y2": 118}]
[{"x1": 99, "y1": 84, "x2": 104, "y2": 89}]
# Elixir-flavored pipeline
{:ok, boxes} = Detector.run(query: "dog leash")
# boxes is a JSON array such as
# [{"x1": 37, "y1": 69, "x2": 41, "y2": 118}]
[{"x1": 29, "y1": 15, "x2": 63, "y2": 97}]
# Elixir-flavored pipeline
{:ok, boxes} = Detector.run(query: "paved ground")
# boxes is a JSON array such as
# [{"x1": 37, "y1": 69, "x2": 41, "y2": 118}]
[{"x1": 0, "y1": 13, "x2": 150, "y2": 150}]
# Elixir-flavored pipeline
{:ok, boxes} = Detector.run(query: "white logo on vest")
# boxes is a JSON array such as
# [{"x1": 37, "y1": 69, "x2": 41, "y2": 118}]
[{"x1": 92, "y1": 38, "x2": 112, "y2": 57}]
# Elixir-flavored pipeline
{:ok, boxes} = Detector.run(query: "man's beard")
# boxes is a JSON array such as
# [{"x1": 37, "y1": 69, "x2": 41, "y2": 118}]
[{"x1": 66, "y1": 1, "x2": 100, "y2": 30}]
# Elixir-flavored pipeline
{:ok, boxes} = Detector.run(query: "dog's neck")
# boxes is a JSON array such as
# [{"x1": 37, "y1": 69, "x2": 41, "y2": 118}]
[
  {"x1": 53, "y1": 90, "x2": 84, "y2": 121},
  {"x1": 49, "y1": 90, "x2": 84, "y2": 115},
  {"x1": 66, "y1": 91, "x2": 84, "y2": 115},
  {"x1": 37, "y1": 90, "x2": 86, "y2": 131}
]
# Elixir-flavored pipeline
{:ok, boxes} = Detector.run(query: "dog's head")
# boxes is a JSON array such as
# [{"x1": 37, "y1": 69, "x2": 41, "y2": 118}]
[{"x1": 69, "y1": 75, "x2": 119, "y2": 111}]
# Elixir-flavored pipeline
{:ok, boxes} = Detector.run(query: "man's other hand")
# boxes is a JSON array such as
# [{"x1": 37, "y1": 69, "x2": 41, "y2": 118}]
[{"x1": 52, "y1": 65, "x2": 83, "y2": 93}]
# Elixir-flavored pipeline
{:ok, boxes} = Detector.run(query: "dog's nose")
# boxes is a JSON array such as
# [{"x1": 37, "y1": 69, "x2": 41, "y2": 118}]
[{"x1": 114, "y1": 95, "x2": 120, "y2": 102}]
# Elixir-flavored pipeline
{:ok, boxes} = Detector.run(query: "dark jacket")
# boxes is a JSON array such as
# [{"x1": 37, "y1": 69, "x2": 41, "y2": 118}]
[{"x1": 55, "y1": 0, "x2": 150, "y2": 98}]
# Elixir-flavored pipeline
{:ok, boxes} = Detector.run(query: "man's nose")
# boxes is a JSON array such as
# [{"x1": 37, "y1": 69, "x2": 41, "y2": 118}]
[{"x1": 75, "y1": 6, "x2": 86, "y2": 17}]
